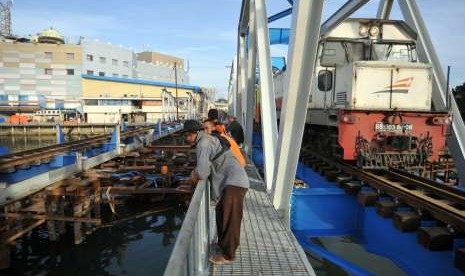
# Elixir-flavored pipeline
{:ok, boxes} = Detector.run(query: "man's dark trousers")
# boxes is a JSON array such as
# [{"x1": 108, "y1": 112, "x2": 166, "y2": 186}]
[{"x1": 216, "y1": 185, "x2": 248, "y2": 260}]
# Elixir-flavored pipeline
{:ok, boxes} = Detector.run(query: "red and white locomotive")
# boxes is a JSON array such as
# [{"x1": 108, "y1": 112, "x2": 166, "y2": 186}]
[{"x1": 274, "y1": 19, "x2": 450, "y2": 169}]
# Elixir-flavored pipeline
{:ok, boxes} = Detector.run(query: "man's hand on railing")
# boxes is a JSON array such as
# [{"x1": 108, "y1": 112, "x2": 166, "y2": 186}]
[{"x1": 190, "y1": 170, "x2": 199, "y2": 185}]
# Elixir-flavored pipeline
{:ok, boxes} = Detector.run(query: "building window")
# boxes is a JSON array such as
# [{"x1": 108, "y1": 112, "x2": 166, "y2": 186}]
[
  {"x1": 87, "y1": 70, "x2": 94, "y2": 75},
  {"x1": 123, "y1": 61, "x2": 129, "y2": 67},
  {"x1": 44, "y1": 52, "x2": 53, "y2": 59},
  {"x1": 84, "y1": 99, "x2": 98, "y2": 106},
  {"x1": 99, "y1": 57, "x2": 106, "y2": 64},
  {"x1": 112, "y1": 59, "x2": 118, "y2": 66},
  {"x1": 87, "y1": 54, "x2": 94, "y2": 61},
  {"x1": 112, "y1": 73, "x2": 118, "y2": 78},
  {"x1": 66, "y1": 53, "x2": 75, "y2": 60},
  {"x1": 122, "y1": 74, "x2": 128, "y2": 78},
  {"x1": 44, "y1": 68, "x2": 53, "y2": 75},
  {"x1": 66, "y1": 69, "x2": 75, "y2": 75},
  {"x1": 99, "y1": 72, "x2": 105, "y2": 77}
]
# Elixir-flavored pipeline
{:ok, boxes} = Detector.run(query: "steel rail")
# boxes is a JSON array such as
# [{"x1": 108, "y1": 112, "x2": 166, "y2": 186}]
[
  {"x1": 387, "y1": 167, "x2": 465, "y2": 205},
  {"x1": 304, "y1": 151, "x2": 465, "y2": 231},
  {"x1": 0, "y1": 127, "x2": 150, "y2": 160},
  {"x1": 147, "y1": 145, "x2": 193, "y2": 151},
  {"x1": 0, "y1": 127, "x2": 153, "y2": 170},
  {"x1": 0, "y1": 133, "x2": 110, "y2": 160}
]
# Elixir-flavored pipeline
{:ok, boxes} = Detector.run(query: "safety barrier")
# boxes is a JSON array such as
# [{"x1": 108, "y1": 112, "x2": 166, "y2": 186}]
[{"x1": 164, "y1": 180, "x2": 213, "y2": 276}]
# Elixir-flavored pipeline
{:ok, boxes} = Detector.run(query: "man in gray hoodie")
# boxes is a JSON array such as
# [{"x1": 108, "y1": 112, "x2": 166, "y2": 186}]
[{"x1": 183, "y1": 120, "x2": 249, "y2": 265}]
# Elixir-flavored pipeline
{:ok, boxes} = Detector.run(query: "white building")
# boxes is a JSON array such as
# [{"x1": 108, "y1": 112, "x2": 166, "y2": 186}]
[{"x1": 80, "y1": 38, "x2": 135, "y2": 79}]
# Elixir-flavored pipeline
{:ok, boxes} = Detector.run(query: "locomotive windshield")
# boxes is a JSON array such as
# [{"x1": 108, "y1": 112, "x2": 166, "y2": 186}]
[
  {"x1": 370, "y1": 43, "x2": 417, "y2": 62},
  {"x1": 320, "y1": 40, "x2": 417, "y2": 66}
]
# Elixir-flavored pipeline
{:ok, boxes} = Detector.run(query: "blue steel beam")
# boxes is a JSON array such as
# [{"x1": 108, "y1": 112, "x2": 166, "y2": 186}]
[
  {"x1": 268, "y1": 0, "x2": 294, "y2": 23},
  {"x1": 268, "y1": 7, "x2": 292, "y2": 23}
]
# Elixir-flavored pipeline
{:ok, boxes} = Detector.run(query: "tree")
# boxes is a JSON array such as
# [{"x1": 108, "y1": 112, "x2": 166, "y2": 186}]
[
  {"x1": 453, "y1": 82, "x2": 465, "y2": 117},
  {"x1": 215, "y1": 98, "x2": 228, "y2": 104}
]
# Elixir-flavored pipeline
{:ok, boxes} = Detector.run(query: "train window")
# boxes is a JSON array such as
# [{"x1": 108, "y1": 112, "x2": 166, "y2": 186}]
[
  {"x1": 372, "y1": 43, "x2": 415, "y2": 62},
  {"x1": 318, "y1": 70, "x2": 333, "y2": 92},
  {"x1": 320, "y1": 42, "x2": 345, "y2": 66},
  {"x1": 410, "y1": 45, "x2": 418, "y2": 62}
]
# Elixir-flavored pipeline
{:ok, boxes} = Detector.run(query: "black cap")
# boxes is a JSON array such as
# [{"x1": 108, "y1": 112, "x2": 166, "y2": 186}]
[
  {"x1": 182, "y1": 120, "x2": 203, "y2": 133},
  {"x1": 207, "y1": 109, "x2": 219, "y2": 120}
]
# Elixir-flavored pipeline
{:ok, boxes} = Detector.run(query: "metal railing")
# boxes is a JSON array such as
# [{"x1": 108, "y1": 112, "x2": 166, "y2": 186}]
[{"x1": 164, "y1": 180, "x2": 213, "y2": 276}]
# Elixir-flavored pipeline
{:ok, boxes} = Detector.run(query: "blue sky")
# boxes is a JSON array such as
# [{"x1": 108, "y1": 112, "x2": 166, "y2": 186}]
[{"x1": 10, "y1": 0, "x2": 465, "y2": 98}]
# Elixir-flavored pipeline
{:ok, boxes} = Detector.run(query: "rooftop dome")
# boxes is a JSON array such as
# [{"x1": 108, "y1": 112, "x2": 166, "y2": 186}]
[{"x1": 38, "y1": 27, "x2": 64, "y2": 44}]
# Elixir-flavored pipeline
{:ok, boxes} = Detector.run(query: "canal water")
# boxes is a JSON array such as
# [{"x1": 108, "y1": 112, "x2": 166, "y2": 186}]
[
  {"x1": 0, "y1": 136, "x2": 57, "y2": 154},
  {"x1": 0, "y1": 135, "x2": 93, "y2": 155},
  {"x1": 0, "y1": 137, "x2": 187, "y2": 275},
  {"x1": 3, "y1": 202, "x2": 186, "y2": 276}
]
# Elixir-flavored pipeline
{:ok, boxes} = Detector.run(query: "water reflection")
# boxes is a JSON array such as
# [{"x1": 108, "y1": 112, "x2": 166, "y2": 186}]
[
  {"x1": 0, "y1": 136, "x2": 57, "y2": 154},
  {"x1": 4, "y1": 201, "x2": 185, "y2": 276},
  {"x1": 0, "y1": 135, "x2": 90, "y2": 154}
]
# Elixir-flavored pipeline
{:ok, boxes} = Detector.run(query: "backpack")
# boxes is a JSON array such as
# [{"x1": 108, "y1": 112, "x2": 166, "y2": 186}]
[
  {"x1": 211, "y1": 133, "x2": 246, "y2": 167},
  {"x1": 211, "y1": 133, "x2": 231, "y2": 162}
]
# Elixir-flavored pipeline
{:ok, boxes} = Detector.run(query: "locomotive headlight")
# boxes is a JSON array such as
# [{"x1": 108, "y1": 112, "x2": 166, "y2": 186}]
[
  {"x1": 341, "y1": 114, "x2": 357, "y2": 124},
  {"x1": 430, "y1": 116, "x2": 452, "y2": 125},
  {"x1": 359, "y1": 25, "x2": 369, "y2": 36},
  {"x1": 369, "y1": 25, "x2": 380, "y2": 37}
]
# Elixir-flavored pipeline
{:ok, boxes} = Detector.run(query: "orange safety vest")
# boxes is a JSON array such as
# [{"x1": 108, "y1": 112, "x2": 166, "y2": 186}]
[
  {"x1": 215, "y1": 123, "x2": 227, "y2": 135},
  {"x1": 221, "y1": 133, "x2": 246, "y2": 167}
]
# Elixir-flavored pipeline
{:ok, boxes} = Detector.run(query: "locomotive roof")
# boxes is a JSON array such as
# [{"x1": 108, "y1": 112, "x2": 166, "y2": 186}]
[{"x1": 322, "y1": 18, "x2": 417, "y2": 43}]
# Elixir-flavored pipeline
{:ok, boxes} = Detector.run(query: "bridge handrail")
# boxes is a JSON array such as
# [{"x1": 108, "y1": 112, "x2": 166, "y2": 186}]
[{"x1": 164, "y1": 180, "x2": 211, "y2": 276}]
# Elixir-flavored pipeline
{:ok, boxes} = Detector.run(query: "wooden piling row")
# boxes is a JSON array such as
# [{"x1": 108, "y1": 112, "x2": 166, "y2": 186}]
[{"x1": 0, "y1": 136, "x2": 195, "y2": 270}]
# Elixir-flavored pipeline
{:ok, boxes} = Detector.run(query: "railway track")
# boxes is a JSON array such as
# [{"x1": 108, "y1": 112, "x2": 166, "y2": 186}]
[
  {"x1": 302, "y1": 149, "x2": 465, "y2": 232},
  {"x1": 0, "y1": 126, "x2": 153, "y2": 172}
]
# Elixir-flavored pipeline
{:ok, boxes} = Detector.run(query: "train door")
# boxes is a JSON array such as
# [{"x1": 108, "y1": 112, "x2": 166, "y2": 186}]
[{"x1": 317, "y1": 41, "x2": 347, "y2": 109}]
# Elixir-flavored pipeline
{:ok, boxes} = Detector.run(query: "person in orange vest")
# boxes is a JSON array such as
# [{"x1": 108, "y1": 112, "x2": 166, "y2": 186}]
[
  {"x1": 226, "y1": 115, "x2": 244, "y2": 147},
  {"x1": 203, "y1": 119, "x2": 246, "y2": 167},
  {"x1": 208, "y1": 108, "x2": 227, "y2": 134},
  {"x1": 183, "y1": 119, "x2": 249, "y2": 264}
]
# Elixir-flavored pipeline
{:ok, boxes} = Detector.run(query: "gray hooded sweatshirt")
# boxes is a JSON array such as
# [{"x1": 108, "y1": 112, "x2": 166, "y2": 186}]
[{"x1": 194, "y1": 131, "x2": 249, "y2": 201}]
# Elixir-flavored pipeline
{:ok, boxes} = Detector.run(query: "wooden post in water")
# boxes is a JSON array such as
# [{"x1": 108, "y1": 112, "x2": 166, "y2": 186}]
[
  {"x1": 45, "y1": 195, "x2": 57, "y2": 241},
  {"x1": 93, "y1": 177, "x2": 102, "y2": 219},
  {"x1": 0, "y1": 244, "x2": 10, "y2": 270},
  {"x1": 73, "y1": 197, "x2": 83, "y2": 245},
  {"x1": 57, "y1": 196, "x2": 66, "y2": 235}
]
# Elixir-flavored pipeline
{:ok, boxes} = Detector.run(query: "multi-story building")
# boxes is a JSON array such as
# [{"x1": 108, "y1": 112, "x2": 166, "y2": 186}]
[
  {"x1": 137, "y1": 51, "x2": 184, "y2": 69},
  {"x1": 136, "y1": 51, "x2": 189, "y2": 84},
  {"x1": 0, "y1": 28, "x2": 82, "y2": 111},
  {"x1": 135, "y1": 60, "x2": 189, "y2": 84},
  {"x1": 80, "y1": 38, "x2": 134, "y2": 79},
  {"x1": 0, "y1": 27, "x2": 195, "y2": 121},
  {"x1": 215, "y1": 98, "x2": 228, "y2": 113},
  {"x1": 82, "y1": 75, "x2": 201, "y2": 123}
]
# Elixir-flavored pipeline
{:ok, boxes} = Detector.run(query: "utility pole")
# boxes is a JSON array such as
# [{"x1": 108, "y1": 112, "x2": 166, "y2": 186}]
[
  {"x1": 174, "y1": 62, "x2": 179, "y2": 121},
  {"x1": 0, "y1": 0, "x2": 12, "y2": 37}
]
